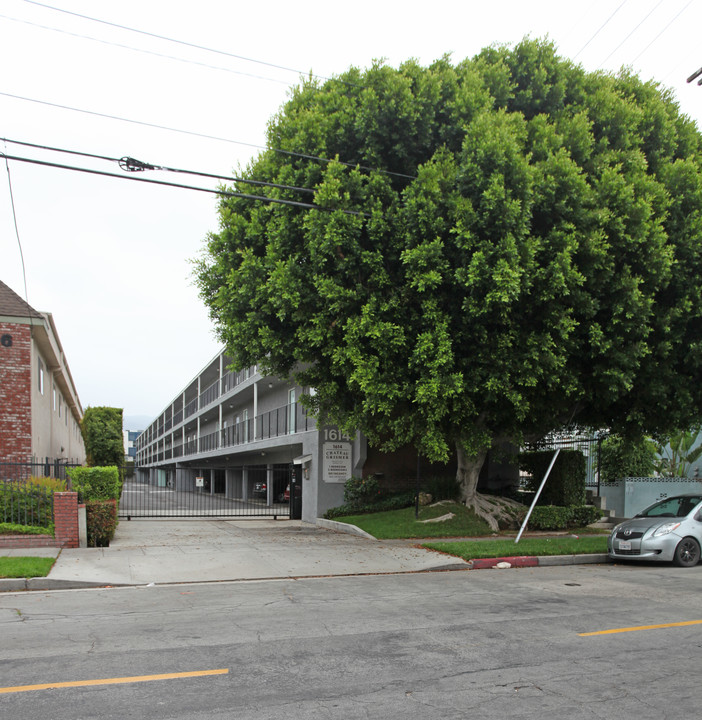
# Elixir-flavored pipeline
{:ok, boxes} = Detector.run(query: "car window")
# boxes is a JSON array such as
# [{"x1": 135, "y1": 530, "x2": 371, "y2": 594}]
[{"x1": 638, "y1": 496, "x2": 702, "y2": 518}]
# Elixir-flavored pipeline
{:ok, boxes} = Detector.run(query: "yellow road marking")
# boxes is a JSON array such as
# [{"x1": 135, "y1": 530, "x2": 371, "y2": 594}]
[
  {"x1": 0, "y1": 668, "x2": 229, "y2": 695},
  {"x1": 579, "y1": 619, "x2": 702, "y2": 636}
]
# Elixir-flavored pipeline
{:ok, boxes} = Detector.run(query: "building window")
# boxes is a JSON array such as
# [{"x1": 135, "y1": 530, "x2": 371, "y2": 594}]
[
  {"x1": 288, "y1": 389, "x2": 296, "y2": 434},
  {"x1": 53, "y1": 387, "x2": 56, "y2": 411},
  {"x1": 243, "y1": 408, "x2": 249, "y2": 443},
  {"x1": 38, "y1": 358, "x2": 44, "y2": 394}
]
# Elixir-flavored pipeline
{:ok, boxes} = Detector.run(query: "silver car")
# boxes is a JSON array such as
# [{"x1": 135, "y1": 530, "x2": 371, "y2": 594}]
[{"x1": 608, "y1": 494, "x2": 702, "y2": 567}]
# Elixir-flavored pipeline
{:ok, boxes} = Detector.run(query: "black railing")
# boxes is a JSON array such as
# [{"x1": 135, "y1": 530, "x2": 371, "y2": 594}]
[
  {"x1": 521, "y1": 432, "x2": 605, "y2": 491},
  {"x1": 256, "y1": 403, "x2": 310, "y2": 440},
  {"x1": 0, "y1": 460, "x2": 80, "y2": 483},
  {"x1": 0, "y1": 478, "x2": 55, "y2": 527}
]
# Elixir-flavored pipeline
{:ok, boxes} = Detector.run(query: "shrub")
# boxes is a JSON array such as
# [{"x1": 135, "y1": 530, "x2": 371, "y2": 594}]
[
  {"x1": 0, "y1": 480, "x2": 54, "y2": 528},
  {"x1": 85, "y1": 499, "x2": 118, "y2": 547},
  {"x1": 68, "y1": 466, "x2": 120, "y2": 502},
  {"x1": 0, "y1": 522, "x2": 54, "y2": 536},
  {"x1": 520, "y1": 450, "x2": 586, "y2": 506},
  {"x1": 527, "y1": 505, "x2": 602, "y2": 531},
  {"x1": 343, "y1": 476, "x2": 381, "y2": 507},
  {"x1": 599, "y1": 434, "x2": 656, "y2": 483},
  {"x1": 25, "y1": 475, "x2": 67, "y2": 492},
  {"x1": 324, "y1": 491, "x2": 416, "y2": 519},
  {"x1": 423, "y1": 474, "x2": 460, "y2": 501},
  {"x1": 569, "y1": 505, "x2": 602, "y2": 527}
]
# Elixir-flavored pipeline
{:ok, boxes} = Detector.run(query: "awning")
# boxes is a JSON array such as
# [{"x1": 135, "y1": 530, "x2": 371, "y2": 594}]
[{"x1": 293, "y1": 454, "x2": 312, "y2": 465}]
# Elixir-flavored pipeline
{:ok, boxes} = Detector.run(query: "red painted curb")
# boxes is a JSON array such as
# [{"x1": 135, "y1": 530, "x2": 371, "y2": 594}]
[{"x1": 471, "y1": 556, "x2": 539, "y2": 569}]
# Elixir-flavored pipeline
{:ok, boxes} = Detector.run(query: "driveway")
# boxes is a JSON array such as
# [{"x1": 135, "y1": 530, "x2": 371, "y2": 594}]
[{"x1": 45, "y1": 518, "x2": 468, "y2": 587}]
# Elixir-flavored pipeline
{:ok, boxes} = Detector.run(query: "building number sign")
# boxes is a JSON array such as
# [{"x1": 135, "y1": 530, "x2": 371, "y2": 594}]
[{"x1": 322, "y1": 427, "x2": 352, "y2": 483}]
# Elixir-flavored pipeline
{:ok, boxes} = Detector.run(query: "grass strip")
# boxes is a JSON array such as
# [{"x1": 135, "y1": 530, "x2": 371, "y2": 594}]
[
  {"x1": 0, "y1": 556, "x2": 56, "y2": 579},
  {"x1": 334, "y1": 503, "x2": 493, "y2": 539},
  {"x1": 423, "y1": 536, "x2": 608, "y2": 561}
]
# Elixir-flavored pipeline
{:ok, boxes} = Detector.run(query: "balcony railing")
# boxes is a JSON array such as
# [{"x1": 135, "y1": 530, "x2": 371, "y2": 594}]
[
  {"x1": 140, "y1": 403, "x2": 311, "y2": 462},
  {"x1": 184, "y1": 397, "x2": 199, "y2": 419},
  {"x1": 199, "y1": 379, "x2": 220, "y2": 409}
]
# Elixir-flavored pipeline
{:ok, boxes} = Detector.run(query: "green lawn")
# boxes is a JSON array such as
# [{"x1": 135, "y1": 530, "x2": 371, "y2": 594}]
[
  {"x1": 424, "y1": 536, "x2": 608, "y2": 561},
  {"x1": 334, "y1": 502, "x2": 494, "y2": 539},
  {"x1": 0, "y1": 556, "x2": 56, "y2": 579}
]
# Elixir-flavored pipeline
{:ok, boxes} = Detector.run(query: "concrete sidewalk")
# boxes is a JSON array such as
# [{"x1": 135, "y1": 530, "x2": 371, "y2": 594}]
[
  {"x1": 0, "y1": 519, "x2": 611, "y2": 592},
  {"x1": 0, "y1": 518, "x2": 470, "y2": 591}
]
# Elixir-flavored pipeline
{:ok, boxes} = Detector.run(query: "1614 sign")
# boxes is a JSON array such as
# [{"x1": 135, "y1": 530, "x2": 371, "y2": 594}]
[{"x1": 322, "y1": 427, "x2": 352, "y2": 483}]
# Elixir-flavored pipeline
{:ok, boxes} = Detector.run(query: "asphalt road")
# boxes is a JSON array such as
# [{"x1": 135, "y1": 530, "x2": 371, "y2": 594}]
[{"x1": 1, "y1": 563, "x2": 701, "y2": 719}]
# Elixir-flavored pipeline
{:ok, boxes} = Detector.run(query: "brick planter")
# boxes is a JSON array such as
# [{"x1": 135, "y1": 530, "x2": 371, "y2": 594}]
[{"x1": 0, "y1": 491, "x2": 79, "y2": 550}]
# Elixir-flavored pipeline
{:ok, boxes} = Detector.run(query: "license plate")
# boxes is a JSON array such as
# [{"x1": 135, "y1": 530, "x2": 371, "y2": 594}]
[{"x1": 618, "y1": 540, "x2": 631, "y2": 551}]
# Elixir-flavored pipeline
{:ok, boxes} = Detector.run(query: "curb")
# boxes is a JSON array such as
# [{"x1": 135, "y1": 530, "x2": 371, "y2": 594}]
[
  {"x1": 315, "y1": 518, "x2": 377, "y2": 540},
  {"x1": 0, "y1": 577, "x2": 116, "y2": 592},
  {"x1": 467, "y1": 553, "x2": 610, "y2": 569}
]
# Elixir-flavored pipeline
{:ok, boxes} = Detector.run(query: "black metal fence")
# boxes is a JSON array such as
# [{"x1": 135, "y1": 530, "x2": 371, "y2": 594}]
[
  {"x1": 0, "y1": 460, "x2": 80, "y2": 484},
  {"x1": 0, "y1": 479, "x2": 55, "y2": 527},
  {"x1": 521, "y1": 433, "x2": 605, "y2": 491},
  {"x1": 120, "y1": 464, "x2": 295, "y2": 519}
]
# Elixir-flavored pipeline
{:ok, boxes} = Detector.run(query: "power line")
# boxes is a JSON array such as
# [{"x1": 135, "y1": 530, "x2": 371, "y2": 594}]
[
  {"x1": 0, "y1": 152, "x2": 369, "y2": 217},
  {"x1": 631, "y1": 0, "x2": 694, "y2": 65},
  {"x1": 573, "y1": 0, "x2": 628, "y2": 61},
  {"x1": 0, "y1": 12, "x2": 294, "y2": 88},
  {"x1": 2, "y1": 143, "x2": 33, "y2": 327},
  {"x1": 596, "y1": 0, "x2": 664, "y2": 69},
  {"x1": 0, "y1": 91, "x2": 416, "y2": 180},
  {"x1": 1, "y1": 137, "x2": 316, "y2": 195},
  {"x1": 22, "y1": 0, "x2": 361, "y2": 89}
]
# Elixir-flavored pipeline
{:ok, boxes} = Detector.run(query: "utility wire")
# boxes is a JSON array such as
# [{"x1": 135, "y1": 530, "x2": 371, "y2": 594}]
[
  {"x1": 22, "y1": 0, "x2": 361, "y2": 89},
  {"x1": 0, "y1": 91, "x2": 416, "y2": 180},
  {"x1": 1, "y1": 137, "x2": 316, "y2": 195},
  {"x1": 0, "y1": 152, "x2": 369, "y2": 217},
  {"x1": 596, "y1": 0, "x2": 664, "y2": 69},
  {"x1": 631, "y1": 0, "x2": 694, "y2": 65},
  {"x1": 573, "y1": 0, "x2": 628, "y2": 60},
  {"x1": 0, "y1": 12, "x2": 293, "y2": 88},
  {"x1": 2, "y1": 142, "x2": 33, "y2": 328}
]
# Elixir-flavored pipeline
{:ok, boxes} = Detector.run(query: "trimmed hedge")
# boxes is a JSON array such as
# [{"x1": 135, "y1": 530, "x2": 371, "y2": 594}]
[
  {"x1": 67, "y1": 467, "x2": 121, "y2": 547},
  {"x1": 67, "y1": 466, "x2": 121, "y2": 502},
  {"x1": 520, "y1": 449, "x2": 586, "y2": 506},
  {"x1": 85, "y1": 499, "x2": 118, "y2": 547},
  {"x1": 527, "y1": 505, "x2": 602, "y2": 531},
  {"x1": 324, "y1": 492, "x2": 417, "y2": 519}
]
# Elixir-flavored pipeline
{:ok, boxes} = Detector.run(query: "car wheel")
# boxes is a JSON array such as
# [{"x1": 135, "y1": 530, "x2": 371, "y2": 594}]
[{"x1": 673, "y1": 537, "x2": 701, "y2": 568}]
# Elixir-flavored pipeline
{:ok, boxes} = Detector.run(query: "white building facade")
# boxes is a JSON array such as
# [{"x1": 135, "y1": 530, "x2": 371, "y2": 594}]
[{"x1": 134, "y1": 350, "x2": 366, "y2": 522}]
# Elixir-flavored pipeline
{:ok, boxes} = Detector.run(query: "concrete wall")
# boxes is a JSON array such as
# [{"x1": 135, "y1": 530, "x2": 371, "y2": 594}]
[{"x1": 600, "y1": 477, "x2": 702, "y2": 518}]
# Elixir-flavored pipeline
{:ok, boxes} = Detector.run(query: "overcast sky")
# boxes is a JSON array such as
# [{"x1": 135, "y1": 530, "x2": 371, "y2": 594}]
[{"x1": 1, "y1": 0, "x2": 701, "y2": 428}]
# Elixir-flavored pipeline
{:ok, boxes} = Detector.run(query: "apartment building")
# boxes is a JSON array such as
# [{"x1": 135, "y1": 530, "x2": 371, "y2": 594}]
[
  {"x1": 134, "y1": 350, "x2": 366, "y2": 522},
  {"x1": 0, "y1": 280, "x2": 86, "y2": 465}
]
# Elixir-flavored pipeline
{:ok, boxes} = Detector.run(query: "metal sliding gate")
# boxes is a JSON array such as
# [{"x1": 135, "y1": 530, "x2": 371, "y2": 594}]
[{"x1": 119, "y1": 464, "x2": 298, "y2": 519}]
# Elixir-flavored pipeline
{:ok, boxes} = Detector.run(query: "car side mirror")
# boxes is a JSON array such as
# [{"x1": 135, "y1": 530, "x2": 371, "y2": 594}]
[{"x1": 695, "y1": 511, "x2": 702, "y2": 522}]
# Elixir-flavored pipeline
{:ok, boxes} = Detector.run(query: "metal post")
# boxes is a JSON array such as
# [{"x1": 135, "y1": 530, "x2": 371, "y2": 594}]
[
  {"x1": 415, "y1": 450, "x2": 421, "y2": 519},
  {"x1": 515, "y1": 448, "x2": 561, "y2": 544}
]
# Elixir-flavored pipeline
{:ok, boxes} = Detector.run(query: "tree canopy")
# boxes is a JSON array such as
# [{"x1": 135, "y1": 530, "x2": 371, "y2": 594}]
[
  {"x1": 81, "y1": 406, "x2": 124, "y2": 468},
  {"x1": 196, "y1": 39, "x2": 702, "y2": 511}
]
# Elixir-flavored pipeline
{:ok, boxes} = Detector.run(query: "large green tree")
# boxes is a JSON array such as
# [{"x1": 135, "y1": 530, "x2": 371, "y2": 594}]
[{"x1": 196, "y1": 39, "x2": 702, "y2": 527}]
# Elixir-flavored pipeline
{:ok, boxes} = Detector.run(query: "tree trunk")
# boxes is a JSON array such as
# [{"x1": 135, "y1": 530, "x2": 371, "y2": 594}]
[{"x1": 455, "y1": 439, "x2": 523, "y2": 531}]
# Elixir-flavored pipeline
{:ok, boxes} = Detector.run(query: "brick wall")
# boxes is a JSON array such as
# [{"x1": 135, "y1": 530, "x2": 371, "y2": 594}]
[
  {"x1": 0, "y1": 491, "x2": 79, "y2": 549},
  {"x1": 0, "y1": 322, "x2": 32, "y2": 462}
]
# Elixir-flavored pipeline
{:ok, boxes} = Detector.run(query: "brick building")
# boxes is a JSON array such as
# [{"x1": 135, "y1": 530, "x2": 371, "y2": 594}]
[{"x1": 0, "y1": 280, "x2": 86, "y2": 465}]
